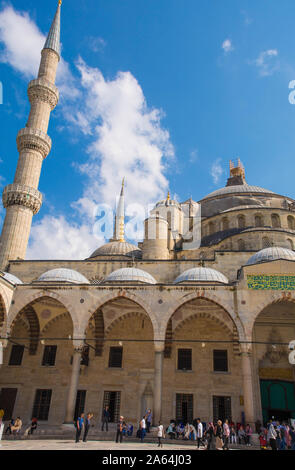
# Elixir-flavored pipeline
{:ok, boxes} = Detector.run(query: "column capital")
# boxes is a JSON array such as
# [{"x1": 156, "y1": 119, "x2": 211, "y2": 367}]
[
  {"x1": 240, "y1": 343, "x2": 253, "y2": 356},
  {"x1": 154, "y1": 341, "x2": 165, "y2": 353}
]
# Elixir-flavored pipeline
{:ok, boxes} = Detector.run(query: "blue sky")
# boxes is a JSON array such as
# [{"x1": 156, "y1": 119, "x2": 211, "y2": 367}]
[{"x1": 0, "y1": 0, "x2": 295, "y2": 259}]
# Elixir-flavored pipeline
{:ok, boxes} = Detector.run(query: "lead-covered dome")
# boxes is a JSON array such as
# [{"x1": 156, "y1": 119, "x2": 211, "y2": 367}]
[
  {"x1": 201, "y1": 184, "x2": 275, "y2": 201},
  {"x1": 105, "y1": 268, "x2": 157, "y2": 284},
  {"x1": 36, "y1": 268, "x2": 90, "y2": 284},
  {"x1": 174, "y1": 267, "x2": 229, "y2": 284},
  {"x1": 1, "y1": 272, "x2": 23, "y2": 285},
  {"x1": 246, "y1": 247, "x2": 295, "y2": 266},
  {"x1": 89, "y1": 241, "x2": 141, "y2": 259}
]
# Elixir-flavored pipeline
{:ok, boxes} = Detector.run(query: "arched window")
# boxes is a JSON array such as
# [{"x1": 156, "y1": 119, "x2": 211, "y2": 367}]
[
  {"x1": 255, "y1": 215, "x2": 264, "y2": 227},
  {"x1": 222, "y1": 217, "x2": 229, "y2": 231},
  {"x1": 238, "y1": 239, "x2": 245, "y2": 251},
  {"x1": 287, "y1": 215, "x2": 295, "y2": 230},
  {"x1": 208, "y1": 221, "x2": 215, "y2": 235},
  {"x1": 271, "y1": 214, "x2": 281, "y2": 228},
  {"x1": 262, "y1": 237, "x2": 271, "y2": 248},
  {"x1": 238, "y1": 215, "x2": 246, "y2": 229},
  {"x1": 286, "y1": 238, "x2": 294, "y2": 250}
]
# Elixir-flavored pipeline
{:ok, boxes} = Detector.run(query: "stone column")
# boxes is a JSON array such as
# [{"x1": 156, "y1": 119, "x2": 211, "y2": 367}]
[
  {"x1": 64, "y1": 346, "x2": 83, "y2": 424},
  {"x1": 241, "y1": 345, "x2": 255, "y2": 428},
  {"x1": 153, "y1": 342, "x2": 164, "y2": 425}
]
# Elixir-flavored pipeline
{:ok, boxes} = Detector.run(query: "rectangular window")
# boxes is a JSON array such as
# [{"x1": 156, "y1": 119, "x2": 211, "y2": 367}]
[
  {"x1": 32, "y1": 389, "x2": 52, "y2": 421},
  {"x1": 178, "y1": 349, "x2": 192, "y2": 370},
  {"x1": 81, "y1": 347, "x2": 89, "y2": 366},
  {"x1": 74, "y1": 390, "x2": 86, "y2": 421},
  {"x1": 103, "y1": 391, "x2": 121, "y2": 423},
  {"x1": 108, "y1": 347, "x2": 123, "y2": 368},
  {"x1": 9, "y1": 345, "x2": 24, "y2": 366},
  {"x1": 213, "y1": 350, "x2": 228, "y2": 372},
  {"x1": 42, "y1": 345, "x2": 57, "y2": 366},
  {"x1": 213, "y1": 396, "x2": 232, "y2": 423}
]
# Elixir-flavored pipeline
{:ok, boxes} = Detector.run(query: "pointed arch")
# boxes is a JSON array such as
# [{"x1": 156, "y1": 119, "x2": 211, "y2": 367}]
[{"x1": 12, "y1": 304, "x2": 40, "y2": 355}]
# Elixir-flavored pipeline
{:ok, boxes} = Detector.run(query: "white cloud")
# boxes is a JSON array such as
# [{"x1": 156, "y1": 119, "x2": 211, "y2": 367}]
[
  {"x1": 73, "y1": 58, "x2": 174, "y2": 209},
  {"x1": 88, "y1": 36, "x2": 107, "y2": 53},
  {"x1": 26, "y1": 216, "x2": 98, "y2": 260},
  {"x1": 0, "y1": 5, "x2": 78, "y2": 99},
  {"x1": 0, "y1": 5, "x2": 174, "y2": 259},
  {"x1": 222, "y1": 39, "x2": 233, "y2": 54},
  {"x1": 254, "y1": 49, "x2": 279, "y2": 77},
  {"x1": 210, "y1": 159, "x2": 224, "y2": 185}
]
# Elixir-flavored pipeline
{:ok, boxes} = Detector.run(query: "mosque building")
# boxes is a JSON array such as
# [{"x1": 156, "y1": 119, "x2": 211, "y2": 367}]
[{"x1": 0, "y1": 2, "x2": 294, "y2": 433}]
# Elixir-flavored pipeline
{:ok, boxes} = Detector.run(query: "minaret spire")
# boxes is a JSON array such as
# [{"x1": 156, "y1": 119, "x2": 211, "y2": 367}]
[
  {"x1": 112, "y1": 179, "x2": 125, "y2": 242},
  {"x1": 0, "y1": 4, "x2": 62, "y2": 269},
  {"x1": 43, "y1": 1, "x2": 62, "y2": 60}
]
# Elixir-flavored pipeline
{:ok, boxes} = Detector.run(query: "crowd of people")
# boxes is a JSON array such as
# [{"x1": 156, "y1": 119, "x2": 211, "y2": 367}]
[{"x1": 2, "y1": 407, "x2": 295, "y2": 451}]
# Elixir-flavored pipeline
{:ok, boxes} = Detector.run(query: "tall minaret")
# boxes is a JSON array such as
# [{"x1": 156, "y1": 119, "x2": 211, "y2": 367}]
[
  {"x1": 112, "y1": 179, "x2": 125, "y2": 242},
  {"x1": 0, "y1": 2, "x2": 62, "y2": 270}
]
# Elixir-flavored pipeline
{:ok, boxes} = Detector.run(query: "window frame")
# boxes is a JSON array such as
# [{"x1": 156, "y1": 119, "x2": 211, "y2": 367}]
[{"x1": 177, "y1": 348, "x2": 192, "y2": 371}]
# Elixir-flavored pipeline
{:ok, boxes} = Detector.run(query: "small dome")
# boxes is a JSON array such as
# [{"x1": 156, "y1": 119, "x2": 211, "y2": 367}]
[
  {"x1": 105, "y1": 268, "x2": 157, "y2": 284},
  {"x1": 246, "y1": 247, "x2": 295, "y2": 266},
  {"x1": 89, "y1": 241, "x2": 141, "y2": 259},
  {"x1": 1, "y1": 272, "x2": 23, "y2": 285},
  {"x1": 174, "y1": 267, "x2": 229, "y2": 284},
  {"x1": 36, "y1": 268, "x2": 90, "y2": 284}
]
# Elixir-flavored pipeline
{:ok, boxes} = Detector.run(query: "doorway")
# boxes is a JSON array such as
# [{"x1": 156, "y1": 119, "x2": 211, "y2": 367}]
[
  {"x1": 0, "y1": 388, "x2": 18, "y2": 420},
  {"x1": 103, "y1": 391, "x2": 121, "y2": 423},
  {"x1": 176, "y1": 394, "x2": 193, "y2": 424}
]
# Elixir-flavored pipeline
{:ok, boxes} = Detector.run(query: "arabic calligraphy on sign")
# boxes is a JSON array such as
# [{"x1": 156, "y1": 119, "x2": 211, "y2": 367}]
[{"x1": 247, "y1": 274, "x2": 295, "y2": 290}]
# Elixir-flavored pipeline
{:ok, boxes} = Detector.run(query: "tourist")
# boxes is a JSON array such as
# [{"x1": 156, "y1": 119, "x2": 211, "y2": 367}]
[
  {"x1": 215, "y1": 420, "x2": 223, "y2": 450},
  {"x1": 223, "y1": 419, "x2": 230, "y2": 450},
  {"x1": 267, "y1": 420, "x2": 277, "y2": 451},
  {"x1": 157, "y1": 421, "x2": 165, "y2": 448},
  {"x1": 83, "y1": 412, "x2": 93, "y2": 442},
  {"x1": 75, "y1": 413, "x2": 84, "y2": 443},
  {"x1": 245, "y1": 423, "x2": 253, "y2": 446},
  {"x1": 205, "y1": 422, "x2": 215, "y2": 450},
  {"x1": 238, "y1": 425, "x2": 246, "y2": 444},
  {"x1": 289, "y1": 426, "x2": 295, "y2": 450},
  {"x1": 28, "y1": 417, "x2": 38, "y2": 435},
  {"x1": 146, "y1": 409, "x2": 152, "y2": 433},
  {"x1": 116, "y1": 416, "x2": 124, "y2": 443},
  {"x1": 0, "y1": 410, "x2": 4, "y2": 446},
  {"x1": 196, "y1": 418, "x2": 203, "y2": 449},
  {"x1": 4, "y1": 419, "x2": 14, "y2": 435},
  {"x1": 11, "y1": 417, "x2": 22, "y2": 436},
  {"x1": 127, "y1": 423, "x2": 134, "y2": 437},
  {"x1": 285, "y1": 423, "x2": 291, "y2": 449},
  {"x1": 101, "y1": 405, "x2": 110, "y2": 432},
  {"x1": 176, "y1": 423, "x2": 184, "y2": 439},
  {"x1": 167, "y1": 422, "x2": 176, "y2": 439},
  {"x1": 279, "y1": 422, "x2": 287, "y2": 450},
  {"x1": 275, "y1": 424, "x2": 281, "y2": 449},
  {"x1": 230, "y1": 424, "x2": 237, "y2": 444},
  {"x1": 140, "y1": 416, "x2": 146, "y2": 442}
]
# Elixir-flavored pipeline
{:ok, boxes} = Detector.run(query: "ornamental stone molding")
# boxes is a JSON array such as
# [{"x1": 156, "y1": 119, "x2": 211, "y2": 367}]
[
  {"x1": 28, "y1": 79, "x2": 59, "y2": 110},
  {"x1": 17, "y1": 128, "x2": 52, "y2": 159},
  {"x1": 2, "y1": 184, "x2": 42, "y2": 215}
]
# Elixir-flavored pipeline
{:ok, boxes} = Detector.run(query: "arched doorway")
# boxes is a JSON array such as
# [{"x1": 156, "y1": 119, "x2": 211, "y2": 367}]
[
  {"x1": 0, "y1": 296, "x2": 74, "y2": 424},
  {"x1": 85, "y1": 297, "x2": 154, "y2": 425},
  {"x1": 163, "y1": 297, "x2": 242, "y2": 424},
  {"x1": 253, "y1": 300, "x2": 295, "y2": 424}
]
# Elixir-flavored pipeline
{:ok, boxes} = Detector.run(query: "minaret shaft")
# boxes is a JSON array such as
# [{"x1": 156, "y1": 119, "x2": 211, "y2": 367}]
[{"x1": 0, "y1": 3, "x2": 61, "y2": 270}]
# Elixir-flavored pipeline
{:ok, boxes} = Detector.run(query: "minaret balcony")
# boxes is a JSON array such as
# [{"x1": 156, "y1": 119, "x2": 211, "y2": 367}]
[
  {"x1": 28, "y1": 79, "x2": 59, "y2": 110},
  {"x1": 2, "y1": 184, "x2": 43, "y2": 215},
  {"x1": 17, "y1": 128, "x2": 52, "y2": 159}
]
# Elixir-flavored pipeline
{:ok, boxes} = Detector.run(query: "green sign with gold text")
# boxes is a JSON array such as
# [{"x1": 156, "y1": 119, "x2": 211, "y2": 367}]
[{"x1": 247, "y1": 274, "x2": 295, "y2": 290}]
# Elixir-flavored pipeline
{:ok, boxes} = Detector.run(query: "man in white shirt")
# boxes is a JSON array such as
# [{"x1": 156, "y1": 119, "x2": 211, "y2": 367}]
[
  {"x1": 140, "y1": 416, "x2": 146, "y2": 443},
  {"x1": 196, "y1": 418, "x2": 203, "y2": 448}
]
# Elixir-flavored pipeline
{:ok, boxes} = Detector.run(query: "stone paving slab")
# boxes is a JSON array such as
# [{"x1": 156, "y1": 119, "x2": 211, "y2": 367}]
[{"x1": 0, "y1": 440, "x2": 198, "y2": 451}]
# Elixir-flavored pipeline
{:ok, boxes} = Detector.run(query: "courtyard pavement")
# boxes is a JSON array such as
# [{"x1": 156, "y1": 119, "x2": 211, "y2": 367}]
[{"x1": 0, "y1": 439, "x2": 199, "y2": 451}]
